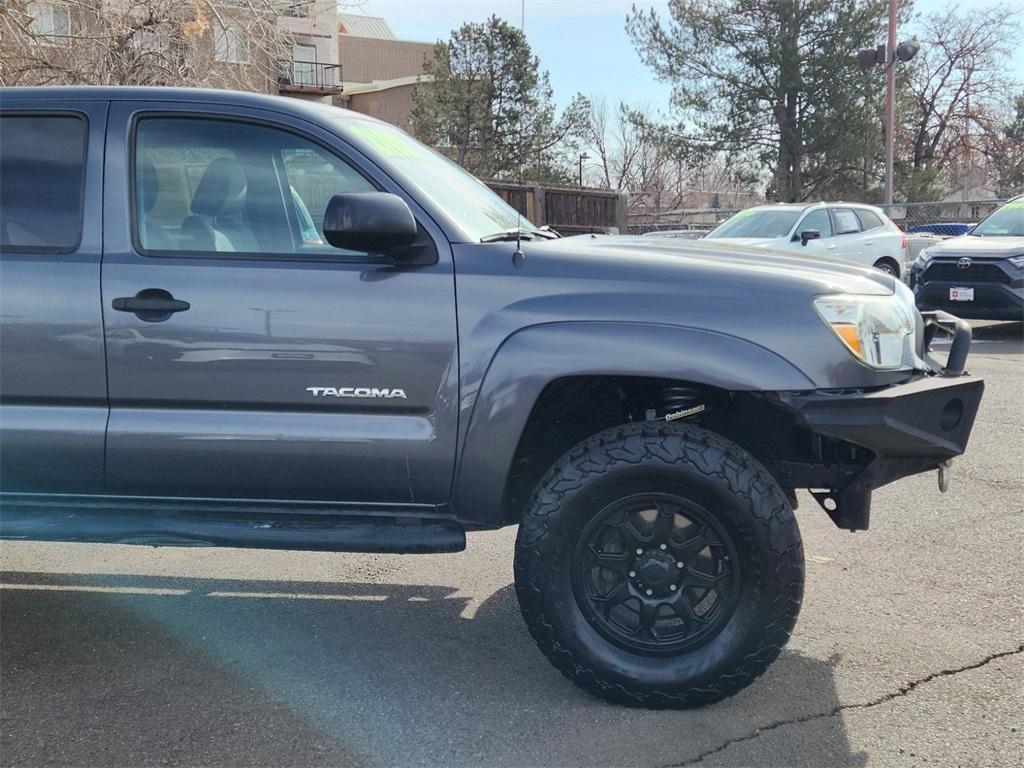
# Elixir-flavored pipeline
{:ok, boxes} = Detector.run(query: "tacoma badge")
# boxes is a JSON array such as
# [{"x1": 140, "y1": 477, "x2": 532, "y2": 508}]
[{"x1": 306, "y1": 387, "x2": 407, "y2": 399}]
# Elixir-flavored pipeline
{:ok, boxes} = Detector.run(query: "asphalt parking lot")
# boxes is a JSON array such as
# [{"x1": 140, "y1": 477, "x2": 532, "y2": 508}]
[{"x1": 1, "y1": 321, "x2": 1021, "y2": 768}]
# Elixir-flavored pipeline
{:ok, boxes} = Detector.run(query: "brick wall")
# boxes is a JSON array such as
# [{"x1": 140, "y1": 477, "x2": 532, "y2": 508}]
[
  {"x1": 337, "y1": 35, "x2": 433, "y2": 82},
  {"x1": 346, "y1": 83, "x2": 419, "y2": 130}
]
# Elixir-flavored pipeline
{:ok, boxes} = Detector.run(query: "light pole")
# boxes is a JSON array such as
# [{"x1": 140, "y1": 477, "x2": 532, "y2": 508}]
[
  {"x1": 884, "y1": 0, "x2": 897, "y2": 206},
  {"x1": 578, "y1": 152, "x2": 590, "y2": 187},
  {"x1": 857, "y1": 2, "x2": 919, "y2": 205}
]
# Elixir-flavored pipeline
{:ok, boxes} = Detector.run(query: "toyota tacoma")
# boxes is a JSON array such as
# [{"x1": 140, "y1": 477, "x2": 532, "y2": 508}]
[{"x1": 0, "y1": 88, "x2": 983, "y2": 708}]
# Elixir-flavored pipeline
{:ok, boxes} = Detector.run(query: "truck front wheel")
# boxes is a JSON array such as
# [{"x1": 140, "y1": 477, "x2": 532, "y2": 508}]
[{"x1": 513, "y1": 422, "x2": 804, "y2": 708}]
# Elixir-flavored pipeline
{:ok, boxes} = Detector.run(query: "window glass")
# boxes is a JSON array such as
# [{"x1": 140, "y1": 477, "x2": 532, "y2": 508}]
[
  {"x1": 0, "y1": 114, "x2": 86, "y2": 252},
  {"x1": 855, "y1": 209, "x2": 884, "y2": 231},
  {"x1": 796, "y1": 209, "x2": 832, "y2": 238},
  {"x1": 27, "y1": 2, "x2": 70, "y2": 45},
  {"x1": 213, "y1": 23, "x2": 249, "y2": 63},
  {"x1": 833, "y1": 208, "x2": 861, "y2": 235},
  {"x1": 134, "y1": 117, "x2": 376, "y2": 258},
  {"x1": 329, "y1": 117, "x2": 534, "y2": 240},
  {"x1": 706, "y1": 209, "x2": 801, "y2": 238},
  {"x1": 971, "y1": 199, "x2": 1024, "y2": 237}
]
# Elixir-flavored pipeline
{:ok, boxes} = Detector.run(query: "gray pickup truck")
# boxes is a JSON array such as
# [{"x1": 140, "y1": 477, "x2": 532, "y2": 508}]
[{"x1": 0, "y1": 87, "x2": 983, "y2": 708}]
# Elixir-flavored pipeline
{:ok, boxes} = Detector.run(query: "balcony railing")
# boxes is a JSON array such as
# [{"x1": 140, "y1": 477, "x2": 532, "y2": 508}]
[{"x1": 278, "y1": 61, "x2": 342, "y2": 95}]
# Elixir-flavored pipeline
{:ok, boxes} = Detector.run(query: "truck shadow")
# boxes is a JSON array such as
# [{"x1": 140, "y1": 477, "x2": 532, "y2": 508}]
[{"x1": 0, "y1": 571, "x2": 867, "y2": 768}]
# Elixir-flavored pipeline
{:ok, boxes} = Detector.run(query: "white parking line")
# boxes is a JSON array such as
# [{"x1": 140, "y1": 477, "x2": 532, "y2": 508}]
[{"x1": 0, "y1": 583, "x2": 190, "y2": 595}]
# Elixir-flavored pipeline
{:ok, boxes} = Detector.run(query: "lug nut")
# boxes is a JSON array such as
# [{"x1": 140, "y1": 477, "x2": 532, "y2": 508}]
[
  {"x1": 628, "y1": 571, "x2": 636, "y2": 578},
  {"x1": 670, "y1": 584, "x2": 677, "y2": 590},
  {"x1": 676, "y1": 562, "x2": 684, "y2": 568},
  {"x1": 645, "y1": 589, "x2": 653, "y2": 596},
  {"x1": 636, "y1": 548, "x2": 644, "y2": 555},
  {"x1": 659, "y1": 543, "x2": 667, "y2": 551}
]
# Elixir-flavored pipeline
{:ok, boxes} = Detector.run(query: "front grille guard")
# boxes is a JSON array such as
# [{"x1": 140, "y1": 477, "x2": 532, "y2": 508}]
[{"x1": 921, "y1": 310, "x2": 972, "y2": 376}]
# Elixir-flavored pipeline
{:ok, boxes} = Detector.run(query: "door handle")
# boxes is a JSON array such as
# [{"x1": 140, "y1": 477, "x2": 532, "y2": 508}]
[{"x1": 112, "y1": 289, "x2": 190, "y2": 321}]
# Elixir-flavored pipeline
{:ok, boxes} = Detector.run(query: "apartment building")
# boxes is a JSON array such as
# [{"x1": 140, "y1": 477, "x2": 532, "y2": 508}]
[
  {"x1": 275, "y1": 0, "x2": 344, "y2": 103},
  {"x1": 2, "y1": 3, "x2": 433, "y2": 131},
  {"x1": 334, "y1": 14, "x2": 434, "y2": 130}
]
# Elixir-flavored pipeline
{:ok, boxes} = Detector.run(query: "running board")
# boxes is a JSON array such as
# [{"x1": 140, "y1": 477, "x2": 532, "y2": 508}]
[{"x1": 0, "y1": 508, "x2": 466, "y2": 554}]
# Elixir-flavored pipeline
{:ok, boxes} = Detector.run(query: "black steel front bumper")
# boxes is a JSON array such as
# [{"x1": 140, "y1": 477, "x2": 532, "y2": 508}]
[{"x1": 777, "y1": 312, "x2": 984, "y2": 530}]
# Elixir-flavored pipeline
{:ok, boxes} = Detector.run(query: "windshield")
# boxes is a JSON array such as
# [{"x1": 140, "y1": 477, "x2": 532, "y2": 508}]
[
  {"x1": 330, "y1": 117, "x2": 534, "y2": 241},
  {"x1": 707, "y1": 209, "x2": 802, "y2": 239},
  {"x1": 971, "y1": 199, "x2": 1024, "y2": 237}
]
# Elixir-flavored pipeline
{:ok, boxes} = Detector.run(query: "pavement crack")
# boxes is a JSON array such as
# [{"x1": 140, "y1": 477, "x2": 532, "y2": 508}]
[{"x1": 665, "y1": 644, "x2": 1024, "y2": 767}]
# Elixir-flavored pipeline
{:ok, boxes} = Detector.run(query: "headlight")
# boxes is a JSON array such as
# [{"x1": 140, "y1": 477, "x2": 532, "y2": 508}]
[
  {"x1": 813, "y1": 293, "x2": 917, "y2": 369},
  {"x1": 1009, "y1": 254, "x2": 1024, "y2": 268},
  {"x1": 912, "y1": 248, "x2": 933, "y2": 270}
]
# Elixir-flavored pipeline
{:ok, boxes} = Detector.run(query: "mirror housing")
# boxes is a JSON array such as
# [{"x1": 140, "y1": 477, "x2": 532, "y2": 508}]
[
  {"x1": 323, "y1": 192, "x2": 418, "y2": 254},
  {"x1": 799, "y1": 229, "x2": 821, "y2": 246}
]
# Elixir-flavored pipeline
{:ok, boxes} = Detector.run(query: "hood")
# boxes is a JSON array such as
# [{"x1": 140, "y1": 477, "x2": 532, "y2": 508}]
[
  {"x1": 925, "y1": 235, "x2": 1024, "y2": 258},
  {"x1": 546, "y1": 235, "x2": 894, "y2": 296},
  {"x1": 453, "y1": 233, "x2": 908, "y2": 394}
]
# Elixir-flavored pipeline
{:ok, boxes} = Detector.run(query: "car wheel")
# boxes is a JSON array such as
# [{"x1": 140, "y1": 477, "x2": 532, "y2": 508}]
[
  {"x1": 873, "y1": 258, "x2": 900, "y2": 278},
  {"x1": 514, "y1": 422, "x2": 804, "y2": 708}
]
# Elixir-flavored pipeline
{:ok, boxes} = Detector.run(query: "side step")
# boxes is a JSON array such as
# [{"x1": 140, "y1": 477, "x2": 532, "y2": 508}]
[{"x1": 0, "y1": 508, "x2": 466, "y2": 554}]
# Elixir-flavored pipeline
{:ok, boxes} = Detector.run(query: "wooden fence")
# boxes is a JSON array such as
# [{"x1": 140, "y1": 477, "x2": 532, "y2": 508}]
[{"x1": 485, "y1": 181, "x2": 627, "y2": 236}]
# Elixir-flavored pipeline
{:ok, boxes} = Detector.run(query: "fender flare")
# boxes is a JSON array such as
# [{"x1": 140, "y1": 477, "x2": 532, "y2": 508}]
[{"x1": 452, "y1": 321, "x2": 815, "y2": 527}]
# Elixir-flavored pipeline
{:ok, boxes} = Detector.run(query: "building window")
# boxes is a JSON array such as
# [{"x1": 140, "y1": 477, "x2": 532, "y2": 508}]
[
  {"x1": 27, "y1": 2, "x2": 70, "y2": 45},
  {"x1": 292, "y1": 43, "x2": 317, "y2": 85},
  {"x1": 131, "y1": 28, "x2": 165, "y2": 52},
  {"x1": 213, "y1": 23, "x2": 249, "y2": 63}
]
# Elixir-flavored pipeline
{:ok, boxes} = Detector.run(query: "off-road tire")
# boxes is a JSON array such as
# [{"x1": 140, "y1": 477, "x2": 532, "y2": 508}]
[{"x1": 513, "y1": 422, "x2": 804, "y2": 708}]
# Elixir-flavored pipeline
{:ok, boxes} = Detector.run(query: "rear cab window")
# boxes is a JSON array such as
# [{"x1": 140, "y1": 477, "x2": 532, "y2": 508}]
[{"x1": 0, "y1": 114, "x2": 87, "y2": 252}]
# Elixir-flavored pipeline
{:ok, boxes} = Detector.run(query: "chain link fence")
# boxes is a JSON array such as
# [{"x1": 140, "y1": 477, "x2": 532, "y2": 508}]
[{"x1": 627, "y1": 199, "x2": 1006, "y2": 245}]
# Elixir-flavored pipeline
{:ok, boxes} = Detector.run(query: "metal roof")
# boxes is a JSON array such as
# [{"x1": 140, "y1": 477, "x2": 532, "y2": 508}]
[{"x1": 337, "y1": 13, "x2": 396, "y2": 39}]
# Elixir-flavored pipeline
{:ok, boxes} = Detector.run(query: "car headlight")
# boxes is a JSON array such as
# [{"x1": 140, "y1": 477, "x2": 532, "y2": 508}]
[
  {"x1": 1009, "y1": 254, "x2": 1024, "y2": 268},
  {"x1": 912, "y1": 248, "x2": 933, "y2": 270},
  {"x1": 813, "y1": 293, "x2": 918, "y2": 369}
]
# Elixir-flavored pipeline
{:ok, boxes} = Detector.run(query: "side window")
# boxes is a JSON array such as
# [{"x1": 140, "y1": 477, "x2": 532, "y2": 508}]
[
  {"x1": 0, "y1": 114, "x2": 87, "y2": 252},
  {"x1": 134, "y1": 117, "x2": 377, "y2": 258},
  {"x1": 797, "y1": 209, "x2": 832, "y2": 238},
  {"x1": 855, "y1": 209, "x2": 884, "y2": 231},
  {"x1": 833, "y1": 208, "x2": 861, "y2": 235}
]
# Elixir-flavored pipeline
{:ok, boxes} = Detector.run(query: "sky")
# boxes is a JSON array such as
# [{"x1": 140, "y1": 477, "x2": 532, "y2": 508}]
[{"x1": 355, "y1": 0, "x2": 1024, "y2": 114}]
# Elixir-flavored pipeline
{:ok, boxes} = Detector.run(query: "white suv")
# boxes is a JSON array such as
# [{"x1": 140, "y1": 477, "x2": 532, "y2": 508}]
[{"x1": 706, "y1": 203, "x2": 909, "y2": 277}]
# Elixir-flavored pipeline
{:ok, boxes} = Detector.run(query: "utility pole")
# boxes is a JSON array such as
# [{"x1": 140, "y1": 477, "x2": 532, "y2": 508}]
[
  {"x1": 884, "y1": 0, "x2": 897, "y2": 205},
  {"x1": 859, "y1": 4, "x2": 917, "y2": 204}
]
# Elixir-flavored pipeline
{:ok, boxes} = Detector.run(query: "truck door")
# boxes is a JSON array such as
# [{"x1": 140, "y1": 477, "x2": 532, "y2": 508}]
[
  {"x1": 100, "y1": 102, "x2": 458, "y2": 505},
  {"x1": 0, "y1": 100, "x2": 108, "y2": 494}
]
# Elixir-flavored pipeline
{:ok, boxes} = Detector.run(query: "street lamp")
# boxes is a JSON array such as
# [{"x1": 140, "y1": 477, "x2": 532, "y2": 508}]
[
  {"x1": 578, "y1": 152, "x2": 590, "y2": 187},
  {"x1": 857, "y1": 0, "x2": 919, "y2": 205}
]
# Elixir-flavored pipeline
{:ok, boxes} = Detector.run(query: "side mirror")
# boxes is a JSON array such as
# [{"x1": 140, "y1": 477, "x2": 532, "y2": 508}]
[
  {"x1": 323, "y1": 192, "x2": 417, "y2": 253},
  {"x1": 799, "y1": 229, "x2": 821, "y2": 246}
]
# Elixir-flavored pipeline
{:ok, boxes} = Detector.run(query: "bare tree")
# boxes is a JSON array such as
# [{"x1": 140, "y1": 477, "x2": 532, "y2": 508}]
[
  {"x1": 0, "y1": 0, "x2": 289, "y2": 91},
  {"x1": 899, "y1": 3, "x2": 1023, "y2": 199},
  {"x1": 576, "y1": 98, "x2": 759, "y2": 222}
]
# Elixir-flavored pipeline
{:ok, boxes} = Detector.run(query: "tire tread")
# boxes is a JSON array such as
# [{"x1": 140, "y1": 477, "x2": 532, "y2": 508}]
[{"x1": 514, "y1": 421, "x2": 804, "y2": 708}]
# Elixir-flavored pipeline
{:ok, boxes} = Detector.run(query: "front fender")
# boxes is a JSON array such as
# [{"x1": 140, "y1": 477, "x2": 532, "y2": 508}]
[{"x1": 452, "y1": 321, "x2": 814, "y2": 527}]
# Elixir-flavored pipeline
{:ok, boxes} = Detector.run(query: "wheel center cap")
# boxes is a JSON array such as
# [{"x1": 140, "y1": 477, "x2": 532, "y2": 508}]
[{"x1": 636, "y1": 553, "x2": 673, "y2": 587}]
